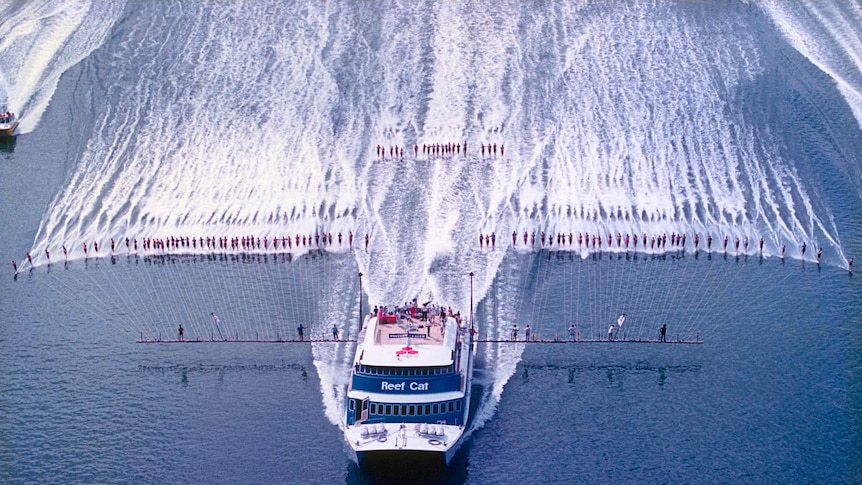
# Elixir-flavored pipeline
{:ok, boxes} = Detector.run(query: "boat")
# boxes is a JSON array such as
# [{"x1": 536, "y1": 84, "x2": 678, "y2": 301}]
[
  {"x1": 344, "y1": 299, "x2": 476, "y2": 466},
  {"x1": 0, "y1": 111, "x2": 18, "y2": 136}
]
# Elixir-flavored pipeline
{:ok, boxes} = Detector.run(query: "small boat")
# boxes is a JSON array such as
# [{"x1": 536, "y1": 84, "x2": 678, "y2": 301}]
[
  {"x1": 344, "y1": 300, "x2": 476, "y2": 467},
  {"x1": 0, "y1": 111, "x2": 19, "y2": 136}
]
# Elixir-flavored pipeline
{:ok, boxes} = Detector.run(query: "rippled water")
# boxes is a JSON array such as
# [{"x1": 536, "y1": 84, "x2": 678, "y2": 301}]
[{"x1": 1, "y1": 1, "x2": 861, "y2": 484}]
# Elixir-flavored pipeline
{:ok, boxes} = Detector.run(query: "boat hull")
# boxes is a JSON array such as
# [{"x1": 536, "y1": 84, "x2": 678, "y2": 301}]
[{"x1": 0, "y1": 120, "x2": 19, "y2": 137}]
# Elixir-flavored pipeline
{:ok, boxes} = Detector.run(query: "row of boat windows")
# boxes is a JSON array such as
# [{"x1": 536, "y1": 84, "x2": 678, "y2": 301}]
[
  {"x1": 358, "y1": 365, "x2": 455, "y2": 376},
  {"x1": 353, "y1": 400, "x2": 462, "y2": 417}
]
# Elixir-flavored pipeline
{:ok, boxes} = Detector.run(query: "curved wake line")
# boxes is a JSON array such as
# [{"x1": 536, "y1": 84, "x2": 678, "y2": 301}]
[
  {"x1": 13, "y1": 0, "x2": 861, "y2": 444},
  {"x1": 760, "y1": 0, "x2": 862, "y2": 131},
  {"x1": 0, "y1": 0, "x2": 126, "y2": 133}
]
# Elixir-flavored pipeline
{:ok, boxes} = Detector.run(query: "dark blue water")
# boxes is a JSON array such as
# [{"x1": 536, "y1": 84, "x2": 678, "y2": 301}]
[{"x1": 2, "y1": 1, "x2": 861, "y2": 484}]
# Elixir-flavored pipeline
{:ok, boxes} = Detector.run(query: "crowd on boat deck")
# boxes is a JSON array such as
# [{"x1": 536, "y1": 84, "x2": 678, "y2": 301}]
[{"x1": 372, "y1": 301, "x2": 462, "y2": 327}]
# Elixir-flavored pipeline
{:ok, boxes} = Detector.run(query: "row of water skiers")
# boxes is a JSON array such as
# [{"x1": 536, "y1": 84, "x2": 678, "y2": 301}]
[
  {"x1": 12, "y1": 231, "x2": 374, "y2": 272},
  {"x1": 11, "y1": 229, "x2": 854, "y2": 273},
  {"x1": 479, "y1": 230, "x2": 850, "y2": 265},
  {"x1": 375, "y1": 142, "x2": 504, "y2": 160}
]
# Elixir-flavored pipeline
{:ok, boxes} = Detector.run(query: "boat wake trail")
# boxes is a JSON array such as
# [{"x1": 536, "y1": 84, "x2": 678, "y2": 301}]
[
  {"x1": 0, "y1": 0, "x2": 124, "y2": 133},
  {"x1": 17, "y1": 0, "x2": 861, "y2": 437}
]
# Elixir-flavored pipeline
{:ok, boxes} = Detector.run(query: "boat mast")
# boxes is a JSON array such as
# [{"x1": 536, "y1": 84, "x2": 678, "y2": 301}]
[{"x1": 469, "y1": 272, "x2": 474, "y2": 331}]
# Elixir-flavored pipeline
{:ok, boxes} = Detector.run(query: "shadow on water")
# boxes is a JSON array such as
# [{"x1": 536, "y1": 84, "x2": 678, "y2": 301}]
[
  {"x1": 345, "y1": 445, "x2": 470, "y2": 485},
  {"x1": 0, "y1": 136, "x2": 16, "y2": 153}
]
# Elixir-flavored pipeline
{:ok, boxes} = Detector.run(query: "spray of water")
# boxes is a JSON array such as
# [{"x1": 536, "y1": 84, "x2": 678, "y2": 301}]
[
  {"x1": 0, "y1": 0, "x2": 125, "y2": 132},
  {"x1": 15, "y1": 1, "x2": 858, "y2": 431}
]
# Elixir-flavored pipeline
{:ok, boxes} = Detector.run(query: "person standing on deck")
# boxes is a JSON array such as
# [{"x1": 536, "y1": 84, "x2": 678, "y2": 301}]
[
  {"x1": 178, "y1": 324, "x2": 184, "y2": 341},
  {"x1": 297, "y1": 324, "x2": 305, "y2": 341},
  {"x1": 511, "y1": 324, "x2": 519, "y2": 341},
  {"x1": 660, "y1": 323, "x2": 667, "y2": 342},
  {"x1": 569, "y1": 324, "x2": 576, "y2": 342},
  {"x1": 332, "y1": 324, "x2": 339, "y2": 340},
  {"x1": 608, "y1": 325, "x2": 615, "y2": 341},
  {"x1": 524, "y1": 324, "x2": 531, "y2": 341}
]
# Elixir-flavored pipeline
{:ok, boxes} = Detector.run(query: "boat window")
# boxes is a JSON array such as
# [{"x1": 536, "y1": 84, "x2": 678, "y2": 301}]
[
  {"x1": 417, "y1": 405, "x2": 424, "y2": 416},
  {"x1": 385, "y1": 404, "x2": 392, "y2": 415},
  {"x1": 456, "y1": 400, "x2": 461, "y2": 411},
  {"x1": 401, "y1": 405, "x2": 407, "y2": 416},
  {"x1": 425, "y1": 405, "x2": 431, "y2": 415},
  {"x1": 409, "y1": 405, "x2": 415, "y2": 415},
  {"x1": 349, "y1": 400, "x2": 355, "y2": 411},
  {"x1": 433, "y1": 403, "x2": 439, "y2": 414},
  {"x1": 393, "y1": 405, "x2": 400, "y2": 416},
  {"x1": 448, "y1": 401, "x2": 454, "y2": 413}
]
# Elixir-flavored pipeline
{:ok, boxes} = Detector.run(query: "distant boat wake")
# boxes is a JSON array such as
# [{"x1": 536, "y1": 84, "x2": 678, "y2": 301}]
[{"x1": 0, "y1": 0, "x2": 126, "y2": 134}]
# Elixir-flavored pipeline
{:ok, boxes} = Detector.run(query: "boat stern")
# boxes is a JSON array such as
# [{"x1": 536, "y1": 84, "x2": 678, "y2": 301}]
[{"x1": 346, "y1": 422, "x2": 466, "y2": 466}]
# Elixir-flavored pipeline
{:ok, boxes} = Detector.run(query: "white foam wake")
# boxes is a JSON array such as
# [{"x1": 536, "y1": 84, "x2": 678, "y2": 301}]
[
  {"x1": 21, "y1": 0, "x2": 858, "y2": 432},
  {"x1": 760, "y1": 0, "x2": 862, "y2": 131},
  {"x1": 0, "y1": 0, "x2": 125, "y2": 133}
]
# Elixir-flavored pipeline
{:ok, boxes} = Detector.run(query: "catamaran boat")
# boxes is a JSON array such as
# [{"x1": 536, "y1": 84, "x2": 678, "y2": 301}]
[
  {"x1": 344, "y1": 301, "x2": 476, "y2": 466},
  {"x1": 0, "y1": 111, "x2": 18, "y2": 136}
]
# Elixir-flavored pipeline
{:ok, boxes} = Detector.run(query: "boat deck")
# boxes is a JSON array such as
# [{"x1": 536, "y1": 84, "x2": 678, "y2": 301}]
[{"x1": 374, "y1": 312, "x2": 447, "y2": 347}]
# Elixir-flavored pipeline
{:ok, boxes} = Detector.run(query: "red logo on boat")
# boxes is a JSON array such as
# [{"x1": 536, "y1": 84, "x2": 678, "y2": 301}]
[{"x1": 395, "y1": 346, "x2": 419, "y2": 356}]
